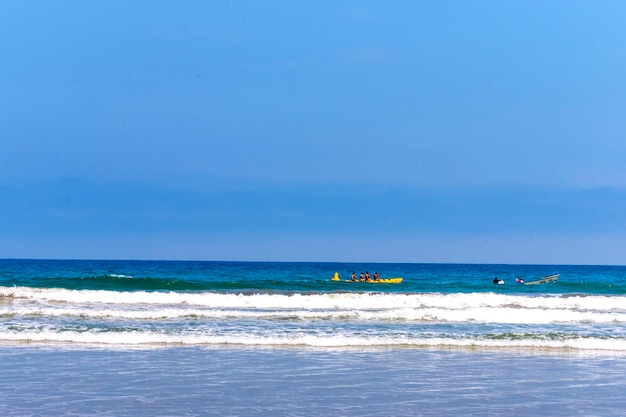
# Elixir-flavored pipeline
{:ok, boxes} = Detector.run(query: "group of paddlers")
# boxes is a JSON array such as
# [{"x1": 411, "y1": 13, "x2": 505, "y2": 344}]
[
  {"x1": 351, "y1": 271, "x2": 380, "y2": 282},
  {"x1": 331, "y1": 271, "x2": 381, "y2": 282}
]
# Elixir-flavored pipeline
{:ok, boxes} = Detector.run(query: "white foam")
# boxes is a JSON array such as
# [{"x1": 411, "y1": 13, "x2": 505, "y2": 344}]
[
  {"x1": 1, "y1": 329, "x2": 626, "y2": 352},
  {"x1": 5, "y1": 303, "x2": 626, "y2": 325},
  {"x1": 3, "y1": 287, "x2": 626, "y2": 325},
  {"x1": 4, "y1": 286, "x2": 625, "y2": 309}
]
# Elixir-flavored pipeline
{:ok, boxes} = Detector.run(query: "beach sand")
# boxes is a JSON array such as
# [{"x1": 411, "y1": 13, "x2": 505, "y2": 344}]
[{"x1": 2, "y1": 345, "x2": 625, "y2": 416}]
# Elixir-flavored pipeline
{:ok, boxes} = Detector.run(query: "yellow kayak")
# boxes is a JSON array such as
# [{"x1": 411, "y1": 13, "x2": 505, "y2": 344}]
[{"x1": 338, "y1": 278, "x2": 403, "y2": 284}]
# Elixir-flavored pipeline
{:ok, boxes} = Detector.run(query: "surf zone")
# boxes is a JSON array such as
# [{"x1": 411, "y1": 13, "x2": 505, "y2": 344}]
[{"x1": 2, "y1": 285, "x2": 626, "y2": 351}]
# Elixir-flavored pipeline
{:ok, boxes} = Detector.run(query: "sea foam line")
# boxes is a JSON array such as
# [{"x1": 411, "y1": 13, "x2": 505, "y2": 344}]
[
  {"x1": 2, "y1": 330, "x2": 626, "y2": 352},
  {"x1": 5, "y1": 305, "x2": 626, "y2": 324},
  {"x1": 3, "y1": 286, "x2": 626, "y2": 312}
]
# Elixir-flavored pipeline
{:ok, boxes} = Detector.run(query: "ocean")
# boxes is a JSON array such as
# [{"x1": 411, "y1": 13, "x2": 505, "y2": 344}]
[{"x1": 2, "y1": 259, "x2": 626, "y2": 416}]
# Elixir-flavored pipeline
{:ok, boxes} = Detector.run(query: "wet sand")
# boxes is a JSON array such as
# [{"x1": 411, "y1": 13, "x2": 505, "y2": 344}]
[{"x1": 1, "y1": 345, "x2": 625, "y2": 416}]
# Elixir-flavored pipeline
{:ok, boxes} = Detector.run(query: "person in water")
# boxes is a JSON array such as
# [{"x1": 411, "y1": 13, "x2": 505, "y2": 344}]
[
  {"x1": 516, "y1": 277, "x2": 524, "y2": 284},
  {"x1": 493, "y1": 277, "x2": 503, "y2": 284}
]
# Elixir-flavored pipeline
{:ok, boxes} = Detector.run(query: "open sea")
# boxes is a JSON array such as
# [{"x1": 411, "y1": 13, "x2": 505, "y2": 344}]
[{"x1": 2, "y1": 259, "x2": 626, "y2": 416}]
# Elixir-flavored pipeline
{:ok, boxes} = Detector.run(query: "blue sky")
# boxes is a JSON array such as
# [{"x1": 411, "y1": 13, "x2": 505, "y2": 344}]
[{"x1": 2, "y1": 1, "x2": 626, "y2": 264}]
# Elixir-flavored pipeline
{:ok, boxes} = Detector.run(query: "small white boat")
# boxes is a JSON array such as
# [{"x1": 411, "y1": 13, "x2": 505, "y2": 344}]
[{"x1": 522, "y1": 273, "x2": 559, "y2": 285}]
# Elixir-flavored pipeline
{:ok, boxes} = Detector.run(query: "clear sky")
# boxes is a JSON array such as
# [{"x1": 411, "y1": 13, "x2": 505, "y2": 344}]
[{"x1": 2, "y1": 1, "x2": 625, "y2": 264}]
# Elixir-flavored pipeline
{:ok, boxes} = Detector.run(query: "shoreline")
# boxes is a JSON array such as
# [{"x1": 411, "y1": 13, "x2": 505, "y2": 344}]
[{"x1": 1, "y1": 341, "x2": 624, "y2": 357}]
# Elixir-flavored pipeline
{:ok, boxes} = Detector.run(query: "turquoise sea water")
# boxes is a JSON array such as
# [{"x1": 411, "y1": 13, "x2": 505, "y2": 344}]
[
  {"x1": 3, "y1": 259, "x2": 626, "y2": 416},
  {"x1": 2, "y1": 259, "x2": 626, "y2": 350}
]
